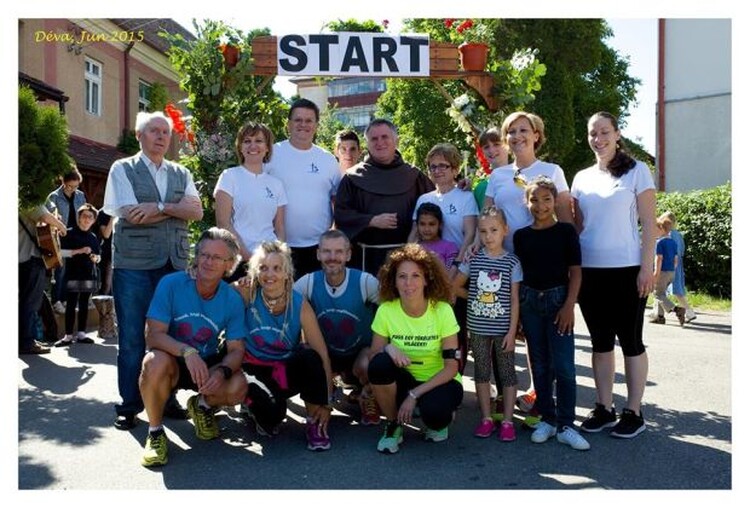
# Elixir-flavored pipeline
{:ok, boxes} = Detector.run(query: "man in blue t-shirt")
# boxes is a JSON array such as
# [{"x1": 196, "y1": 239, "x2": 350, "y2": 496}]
[
  {"x1": 138, "y1": 228, "x2": 247, "y2": 467},
  {"x1": 651, "y1": 218, "x2": 686, "y2": 326}
]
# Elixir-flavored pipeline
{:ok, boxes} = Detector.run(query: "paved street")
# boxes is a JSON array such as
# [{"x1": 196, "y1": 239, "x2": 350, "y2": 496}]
[{"x1": 15, "y1": 306, "x2": 733, "y2": 499}]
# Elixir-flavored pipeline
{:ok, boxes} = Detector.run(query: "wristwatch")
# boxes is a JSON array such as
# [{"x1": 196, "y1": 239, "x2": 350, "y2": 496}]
[
  {"x1": 157, "y1": 201, "x2": 165, "y2": 213},
  {"x1": 181, "y1": 346, "x2": 198, "y2": 358}
]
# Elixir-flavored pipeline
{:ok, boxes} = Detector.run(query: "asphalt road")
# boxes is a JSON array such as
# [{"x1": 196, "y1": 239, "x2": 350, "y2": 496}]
[{"x1": 15, "y1": 305, "x2": 734, "y2": 500}]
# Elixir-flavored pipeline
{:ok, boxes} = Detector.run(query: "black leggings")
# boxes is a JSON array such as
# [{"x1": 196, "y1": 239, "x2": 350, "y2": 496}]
[
  {"x1": 242, "y1": 348, "x2": 328, "y2": 429},
  {"x1": 65, "y1": 291, "x2": 91, "y2": 335},
  {"x1": 368, "y1": 352, "x2": 464, "y2": 431}
]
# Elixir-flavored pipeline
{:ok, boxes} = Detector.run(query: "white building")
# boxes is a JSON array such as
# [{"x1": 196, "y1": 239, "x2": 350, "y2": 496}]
[{"x1": 658, "y1": 18, "x2": 731, "y2": 192}]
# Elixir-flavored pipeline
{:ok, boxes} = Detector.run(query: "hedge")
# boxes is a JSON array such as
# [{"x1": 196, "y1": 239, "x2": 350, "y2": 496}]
[{"x1": 656, "y1": 183, "x2": 731, "y2": 298}]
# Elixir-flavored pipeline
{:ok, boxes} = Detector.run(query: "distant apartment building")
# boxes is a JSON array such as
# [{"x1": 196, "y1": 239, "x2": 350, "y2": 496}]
[
  {"x1": 657, "y1": 19, "x2": 731, "y2": 192},
  {"x1": 292, "y1": 76, "x2": 386, "y2": 131},
  {"x1": 18, "y1": 18, "x2": 194, "y2": 206}
]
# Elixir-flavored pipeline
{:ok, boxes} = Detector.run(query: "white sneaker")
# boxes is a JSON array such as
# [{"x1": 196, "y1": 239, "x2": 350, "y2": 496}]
[
  {"x1": 557, "y1": 425, "x2": 591, "y2": 451},
  {"x1": 53, "y1": 301, "x2": 66, "y2": 314},
  {"x1": 685, "y1": 310, "x2": 697, "y2": 323},
  {"x1": 530, "y1": 421, "x2": 557, "y2": 443}
]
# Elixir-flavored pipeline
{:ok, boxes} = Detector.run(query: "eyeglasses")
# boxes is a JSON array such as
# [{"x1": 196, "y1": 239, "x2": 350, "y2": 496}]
[
  {"x1": 291, "y1": 118, "x2": 317, "y2": 125},
  {"x1": 428, "y1": 163, "x2": 452, "y2": 173},
  {"x1": 198, "y1": 252, "x2": 232, "y2": 263},
  {"x1": 513, "y1": 168, "x2": 527, "y2": 189}
]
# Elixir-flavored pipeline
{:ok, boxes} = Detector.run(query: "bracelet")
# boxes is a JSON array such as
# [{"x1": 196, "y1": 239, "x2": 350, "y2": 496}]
[
  {"x1": 408, "y1": 390, "x2": 418, "y2": 400},
  {"x1": 181, "y1": 346, "x2": 198, "y2": 358}
]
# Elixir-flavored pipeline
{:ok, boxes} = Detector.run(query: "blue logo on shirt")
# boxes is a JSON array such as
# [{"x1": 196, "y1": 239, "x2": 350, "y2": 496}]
[
  {"x1": 265, "y1": 187, "x2": 275, "y2": 198},
  {"x1": 309, "y1": 163, "x2": 319, "y2": 173},
  {"x1": 449, "y1": 204, "x2": 458, "y2": 215}
]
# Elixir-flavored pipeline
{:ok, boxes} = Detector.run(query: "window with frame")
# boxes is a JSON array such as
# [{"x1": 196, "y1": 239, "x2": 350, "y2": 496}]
[
  {"x1": 138, "y1": 80, "x2": 151, "y2": 112},
  {"x1": 84, "y1": 58, "x2": 102, "y2": 116}
]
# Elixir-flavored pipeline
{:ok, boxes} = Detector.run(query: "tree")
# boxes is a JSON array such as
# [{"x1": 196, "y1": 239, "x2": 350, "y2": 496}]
[
  {"x1": 18, "y1": 86, "x2": 71, "y2": 210},
  {"x1": 495, "y1": 19, "x2": 640, "y2": 179}
]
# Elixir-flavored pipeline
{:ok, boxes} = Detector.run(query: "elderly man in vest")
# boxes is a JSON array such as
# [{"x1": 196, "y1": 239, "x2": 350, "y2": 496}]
[{"x1": 103, "y1": 111, "x2": 203, "y2": 430}]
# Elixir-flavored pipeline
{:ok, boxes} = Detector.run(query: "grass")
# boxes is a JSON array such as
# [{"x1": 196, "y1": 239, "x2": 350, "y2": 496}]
[{"x1": 647, "y1": 291, "x2": 731, "y2": 313}]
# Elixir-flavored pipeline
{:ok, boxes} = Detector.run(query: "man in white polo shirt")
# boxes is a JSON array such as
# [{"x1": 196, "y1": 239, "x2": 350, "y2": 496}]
[{"x1": 265, "y1": 99, "x2": 341, "y2": 279}]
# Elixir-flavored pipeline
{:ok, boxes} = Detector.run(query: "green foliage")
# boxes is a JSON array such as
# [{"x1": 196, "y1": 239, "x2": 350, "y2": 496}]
[
  {"x1": 161, "y1": 19, "x2": 290, "y2": 238},
  {"x1": 325, "y1": 19, "x2": 385, "y2": 33},
  {"x1": 495, "y1": 19, "x2": 641, "y2": 180},
  {"x1": 656, "y1": 183, "x2": 731, "y2": 298},
  {"x1": 315, "y1": 104, "x2": 352, "y2": 154},
  {"x1": 18, "y1": 86, "x2": 71, "y2": 209},
  {"x1": 117, "y1": 129, "x2": 140, "y2": 155},
  {"x1": 147, "y1": 82, "x2": 170, "y2": 112}
]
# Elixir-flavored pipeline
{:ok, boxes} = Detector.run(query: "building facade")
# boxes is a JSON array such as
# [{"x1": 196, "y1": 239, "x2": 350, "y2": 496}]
[
  {"x1": 292, "y1": 76, "x2": 386, "y2": 131},
  {"x1": 18, "y1": 18, "x2": 194, "y2": 206},
  {"x1": 657, "y1": 18, "x2": 731, "y2": 192}
]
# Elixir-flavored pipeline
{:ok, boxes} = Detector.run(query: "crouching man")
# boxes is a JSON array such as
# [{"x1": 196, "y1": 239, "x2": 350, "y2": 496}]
[{"x1": 138, "y1": 227, "x2": 247, "y2": 467}]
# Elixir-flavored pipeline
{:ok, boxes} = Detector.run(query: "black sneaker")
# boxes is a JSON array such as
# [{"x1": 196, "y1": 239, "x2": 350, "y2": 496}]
[
  {"x1": 674, "y1": 306, "x2": 686, "y2": 326},
  {"x1": 610, "y1": 408, "x2": 646, "y2": 438},
  {"x1": 581, "y1": 403, "x2": 617, "y2": 433}
]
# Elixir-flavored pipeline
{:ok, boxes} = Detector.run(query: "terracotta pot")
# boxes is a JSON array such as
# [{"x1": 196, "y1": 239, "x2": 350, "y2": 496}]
[
  {"x1": 458, "y1": 42, "x2": 489, "y2": 71},
  {"x1": 221, "y1": 44, "x2": 240, "y2": 68}
]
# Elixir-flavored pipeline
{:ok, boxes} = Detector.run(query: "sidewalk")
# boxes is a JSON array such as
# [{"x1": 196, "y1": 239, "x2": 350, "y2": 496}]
[{"x1": 17, "y1": 306, "x2": 732, "y2": 493}]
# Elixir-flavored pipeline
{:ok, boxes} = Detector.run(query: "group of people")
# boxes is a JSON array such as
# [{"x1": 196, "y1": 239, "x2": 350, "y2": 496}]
[{"x1": 18, "y1": 96, "x2": 691, "y2": 467}]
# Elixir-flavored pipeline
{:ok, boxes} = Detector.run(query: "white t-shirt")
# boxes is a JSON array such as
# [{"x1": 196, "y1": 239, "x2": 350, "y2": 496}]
[
  {"x1": 485, "y1": 160, "x2": 569, "y2": 253},
  {"x1": 412, "y1": 187, "x2": 479, "y2": 248},
  {"x1": 214, "y1": 166, "x2": 287, "y2": 253},
  {"x1": 265, "y1": 140, "x2": 341, "y2": 247},
  {"x1": 570, "y1": 160, "x2": 655, "y2": 268}
]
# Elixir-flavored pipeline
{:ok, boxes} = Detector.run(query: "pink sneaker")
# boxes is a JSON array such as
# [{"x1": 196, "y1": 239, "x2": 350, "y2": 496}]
[
  {"x1": 499, "y1": 421, "x2": 516, "y2": 442},
  {"x1": 473, "y1": 418, "x2": 495, "y2": 438}
]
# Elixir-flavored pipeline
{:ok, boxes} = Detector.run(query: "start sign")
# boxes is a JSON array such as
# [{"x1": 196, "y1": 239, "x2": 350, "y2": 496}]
[{"x1": 277, "y1": 33, "x2": 430, "y2": 77}]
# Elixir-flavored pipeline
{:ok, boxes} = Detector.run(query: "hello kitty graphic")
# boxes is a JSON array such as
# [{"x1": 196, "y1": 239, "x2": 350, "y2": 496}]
[{"x1": 470, "y1": 269, "x2": 506, "y2": 318}]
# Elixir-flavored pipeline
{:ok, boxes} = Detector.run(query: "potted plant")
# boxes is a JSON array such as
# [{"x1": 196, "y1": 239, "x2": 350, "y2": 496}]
[{"x1": 445, "y1": 18, "x2": 495, "y2": 71}]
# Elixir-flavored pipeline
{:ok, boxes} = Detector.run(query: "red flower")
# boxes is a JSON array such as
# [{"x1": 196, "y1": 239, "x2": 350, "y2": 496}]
[
  {"x1": 456, "y1": 19, "x2": 473, "y2": 34},
  {"x1": 445, "y1": 19, "x2": 456, "y2": 29},
  {"x1": 382, "y1": 19, "x2": 389, "y2": 28},
  {"x1": 164, "y1": 103, "x2": 189, "y2": 142},
  {"x1": 474, "y1": 139, "x2": 491, "y2": 175}
]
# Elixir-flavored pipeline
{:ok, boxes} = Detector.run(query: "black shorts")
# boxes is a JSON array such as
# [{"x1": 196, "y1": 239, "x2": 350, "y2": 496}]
[{"x1": 175, "y1": 351, "x2": 226, "y2": 391}]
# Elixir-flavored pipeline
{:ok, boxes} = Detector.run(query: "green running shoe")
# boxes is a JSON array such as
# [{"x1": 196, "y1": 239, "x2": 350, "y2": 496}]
[
  {"x1": 187, "y1": 395, "x2": 220, "y2": 440},
  {"x1": 377, "y1": 421, "x2": 403, "y2": 454},
  {"x1": 141, "y1": 431, "x2": 168, "y2": 467}
]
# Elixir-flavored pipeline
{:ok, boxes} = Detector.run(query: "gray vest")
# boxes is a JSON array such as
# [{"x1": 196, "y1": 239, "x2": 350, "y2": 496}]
[{"x1": 112, "y1": 156, "x2": 191, "y2": 270}]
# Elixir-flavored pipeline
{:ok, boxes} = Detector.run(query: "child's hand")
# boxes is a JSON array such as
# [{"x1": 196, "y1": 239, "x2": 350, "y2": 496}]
[
  {"x1": 554, "y1": 302, "x2": 575, "y2": 335},
  {"x1": 79, "y1": 246, "x2": 92, "y2": 255},
  {"x1": 89, "y1": 254, "x2": 101, "y2": 264},
  {"x1": 502, "y1": 332, "x2": 516, "y2": 352},
  {"x1": 236, "y1": 275, "x2": 253, "y2": 287}
]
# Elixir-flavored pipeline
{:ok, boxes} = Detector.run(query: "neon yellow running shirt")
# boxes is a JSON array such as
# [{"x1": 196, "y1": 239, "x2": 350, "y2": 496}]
[{"x1": 371, "y1": 299, "x2": 460, "y2": 382}]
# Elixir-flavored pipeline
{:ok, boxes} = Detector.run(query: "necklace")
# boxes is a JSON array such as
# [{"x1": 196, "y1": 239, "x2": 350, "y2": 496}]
[{"x1": 260, "y1": 289, "x2": 286, "y2": 312}]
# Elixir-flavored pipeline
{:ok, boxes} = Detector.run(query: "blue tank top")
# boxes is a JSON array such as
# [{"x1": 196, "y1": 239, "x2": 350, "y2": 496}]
[
  {"x1": 309, "y1": 270, "x2": 375, "y2": 355},
  {"x1": 244, "y1": 290, "x2": 304, "y2": 361}
]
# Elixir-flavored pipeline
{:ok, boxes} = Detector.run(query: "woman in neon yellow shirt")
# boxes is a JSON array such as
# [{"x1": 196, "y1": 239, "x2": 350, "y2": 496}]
[{"x1": 368, "y1": 243, "x2": 463, "y2": 454}]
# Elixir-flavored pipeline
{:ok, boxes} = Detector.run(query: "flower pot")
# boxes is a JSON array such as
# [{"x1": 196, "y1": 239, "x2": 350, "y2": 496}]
[
  {"x1": 458, "y1": 42, "x2": 489, "y2": 71},
  {"x1": 221, "y1": 44, "x2": 240, "y2": 68}
]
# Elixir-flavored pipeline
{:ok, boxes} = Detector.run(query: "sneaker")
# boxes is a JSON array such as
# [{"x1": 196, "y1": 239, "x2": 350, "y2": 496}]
[
  {"x1": 474, "y1": 418, "x2": 495, "y2": 438},
  {"x1": 648, "y1": 315, "x2": 666, "y2": 324},
  {"x1": 674, "y1": 306, "x2": 686, "y2": 326},
  {"x1": 377, "y1": 421, "x2": 404, "y2": 454},
  {"x1": 186, "y1": 395, "x2": 219, "y2": 440},
  {"x1": 499, "y1": 421, "x2": 516, "y2": 441},
  {"x1": 530, "y1": 421, "x2": 557, "y2": 443},
  {"x1": 581, "y1": 403, "x2": 617, "y2": 433},
  {"x1": 306, "y1": 420, "x2": 331, "y2": 451},
  {"x1": 424, "y1": 426, "x2": 449, "y2": 442},
  {"x1": 610, "y1": 408, "x2": 646, "y2": 439},
  {"x1": 490, "y1": 396, "x2": 504, "y2": 422},
  {"x1": 685, "y1": 310, "x2": 697, "y2": 323},
  {"x1": 557, "y1": 426, "x2": 591, "y2": 450},
  {"x1": 516, "y1": 390, "x2": 537, "y2": 412},
  {"x1": 359, "y1": 392, "x2": 381, "y2": 426},
  {"x1": 248, "y1": 412, "x2": 279, "y2": 437},
  {"x1": 53, "y1": 334, "x2": 75, "y2": 347},
  {"x1": 141, "y1": 431, "x2": 168, "y2": 467},
  {"x1": 52, "y1": 301, "x2": 66, "y2": 314},
  {"x1": 20, "y1": 341, "x2": 51, "y2": 355},
  {"x1": 75, "y1": 331, "x2": 94, "y2": 344},
  {"x1": 523, "y1": 407, "x2": 542, "y2": 429}
]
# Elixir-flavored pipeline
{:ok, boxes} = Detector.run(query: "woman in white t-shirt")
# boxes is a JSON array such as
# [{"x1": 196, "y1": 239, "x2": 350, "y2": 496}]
[
  {"x1": 480, "y1": 112, "x2": 574, "y2": 254},
  {"x1": 214, "y1": 122, "x2": 287, "y2": 281},
  {"x1": 571, "y1": 111, "x2": 657, "y2": 440}
]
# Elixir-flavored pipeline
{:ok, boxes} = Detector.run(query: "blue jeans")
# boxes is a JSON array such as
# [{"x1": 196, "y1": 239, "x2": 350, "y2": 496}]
[
  {"x1": 19, "y1": 258, "x2": 47, "y2": 351},
  {"x1": 519, "y1": 285, "x2": 577, "y2": 429},
  {"x1": 113, "y1": 264, "x2": 175, "y2": 416}
]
